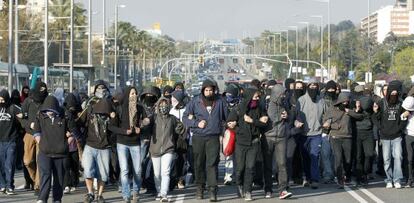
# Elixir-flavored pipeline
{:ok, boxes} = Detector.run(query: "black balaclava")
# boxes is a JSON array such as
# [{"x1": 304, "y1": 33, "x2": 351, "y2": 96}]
[
  {"x1": 307, "y1": 83, "x2": 319, "y2": 102},
  {"x1": 144, "y1": 94, "x2": 157, "y2": 107},
  {"x1": 387, "y1": 80, "x2": 402, "y2": 105},
  {"x1": 325, "y1": 80, "x2": 337, "y2": 100},
  {"x1": 163, "y1": 85, "x2": 174, "y2": 99},
  {"x1": 284, "y1": 78, "x2": 295, "y2": 91},
  {"x1": 294, "y1": 82, "x2": 305, "y2": 100},
  {"x1": 32, "y1": 82, "x2": 48, "y2": 103},
  {"x1": 0, "y1": 89, "x2": 10, "y2": 108},
  {"x1": 11, "y1": 89, "x2": 21, "y2": 106}
]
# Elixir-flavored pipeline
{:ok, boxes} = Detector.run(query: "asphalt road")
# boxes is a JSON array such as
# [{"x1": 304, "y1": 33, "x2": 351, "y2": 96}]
[{"x1": 3, "y1": 159, "x2": 413, "y2": 203}]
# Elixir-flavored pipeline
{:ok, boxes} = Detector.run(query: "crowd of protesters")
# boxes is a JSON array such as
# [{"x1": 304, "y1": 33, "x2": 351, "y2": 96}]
[{"x1": 1, "y1": 77, "x2": 414, "y2": 203}]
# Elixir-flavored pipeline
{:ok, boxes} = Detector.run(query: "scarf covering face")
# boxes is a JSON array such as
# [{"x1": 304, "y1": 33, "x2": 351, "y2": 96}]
[{"x1": 129, "y1": 95, "x2": 137, "y2": 128}]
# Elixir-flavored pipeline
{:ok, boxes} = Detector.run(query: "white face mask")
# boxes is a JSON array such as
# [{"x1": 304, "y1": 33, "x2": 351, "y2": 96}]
[
  {"x1": 171, "y1": 97, "x2": 179, "y2": 108},
  {"x1": 95, "y1": 89, "x2": 107, "y2": 99}
]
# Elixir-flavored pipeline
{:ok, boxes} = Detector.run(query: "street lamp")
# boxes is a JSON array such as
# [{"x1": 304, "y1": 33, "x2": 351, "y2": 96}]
[
  {"x1": 114, "y1": 3, "x2": 126, "y2": 87},
  {"x1": 314, "y1": 0, "x2": 331, "y2": 79},
  {"x1": 310, "y1": 15, "x2": 324, "y2": 71},
  {"x1": 298, "y1": 22, "x2": 309, "y2": 70},
  {"x1": 280, "y1": 30, "x2": 289, "y2": 57},
  {"x1": 288, "y1": 25, "x2": 298, "y2": 79}
]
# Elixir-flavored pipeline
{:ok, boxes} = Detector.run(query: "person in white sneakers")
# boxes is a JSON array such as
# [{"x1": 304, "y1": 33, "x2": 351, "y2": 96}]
[{"x1": 401, "y1": 95, "x2": 414, "y2": 188}]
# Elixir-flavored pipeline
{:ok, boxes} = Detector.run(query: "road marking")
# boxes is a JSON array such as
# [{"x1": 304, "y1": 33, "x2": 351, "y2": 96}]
[
  {"x1": 344, "y1": 185, "x2": 369, "y2": 203},
  {"x1": 359, "y1": 188, "x2": 385, "y2": 203},
  {"x1": 173, "y1": 194, "x2": 185, "y2": 203}
]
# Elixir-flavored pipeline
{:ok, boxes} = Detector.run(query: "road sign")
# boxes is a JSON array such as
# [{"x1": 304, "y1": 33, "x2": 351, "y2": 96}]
[{"x1": 365, "y1": 72, "x2": 372, "y2": 83}]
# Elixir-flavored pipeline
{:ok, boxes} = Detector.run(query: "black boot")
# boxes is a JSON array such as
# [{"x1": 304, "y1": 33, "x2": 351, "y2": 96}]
[
  {"x1": 196, "y1": 186, "x2": 204, "y2": 200},
  {"x1": 209, "y1": 187, "x2": 217, "y2": 202}
]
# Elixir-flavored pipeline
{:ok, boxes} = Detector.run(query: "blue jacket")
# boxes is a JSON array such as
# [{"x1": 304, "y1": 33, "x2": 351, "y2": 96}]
[{"x1": 183, "y1": 95, "x2": 228, "y2": 136}]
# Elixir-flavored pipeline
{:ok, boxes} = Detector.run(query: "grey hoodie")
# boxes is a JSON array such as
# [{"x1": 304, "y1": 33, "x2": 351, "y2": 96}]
[
  {"x1": 296, "y1": 92, "x2": 326, "y2": 136},
  {"x1": 149, "y1": 97, "x2": 186, "y2": 157},
  {"x1": 265, "y1": 85, "x2": 287, "y2": 138}
]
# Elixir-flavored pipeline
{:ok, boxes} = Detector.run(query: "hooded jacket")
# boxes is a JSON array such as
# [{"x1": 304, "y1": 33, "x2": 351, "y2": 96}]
[
  {"x1": 139, "y1": 86, "x2": 161, "y2": 140},
  {"x1": 296, "y1": 89, "x2": 326, "y2": 136},
  {"x1": 375, "y1": 80, "x2": 406, "y2": 140},
  {"x1": 54, "y1": 88, "x2": 65, "y2": 107},
  {"x1": 33, "y1": 95, "x2": 68, "y2": 157},
  {"x1": 402, "y1": 96, "x2": 414, "y2": 136},
  {"x1": 0, "y1": 90, "x2": 19, "y2": 142},
  {"x1": 80, "y1": 98, "x2": 113, "y2": 149},
  {"x1": 323, "y1": 93, "x2": 352, "y2": 138},
  {"x1": 227, "y1": 88, "x2": 267, "y2": 146},
  {"x1": 264, "y1": 85, "x2": 287, "y2": 139},
  {"x1": 110, "y1": 86, "x2": 146, "y2": 146},
  {"x1": 183, "y1": 79, "x2": 228, "y2": 137},
  {"x1": 149, "y1": 97, "x2": 185, "y2": 157},
  {"x1": 347, "y1": 96, "x2": 375, "y2": 136},
  {"x1": 21, "y1": 82, "x2": 48, "y2": 135}
]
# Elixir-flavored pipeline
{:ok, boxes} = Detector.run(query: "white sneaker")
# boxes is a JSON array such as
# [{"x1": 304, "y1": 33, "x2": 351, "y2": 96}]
[
  {"x1": 63, "y1": 187, "x2": 70, "y2": 194},
  {"x1": 70, "y1": 187, "x2": 76, "y2": 192},
  {"x1": 386, "y1": 182, "x2": 393, "y2": 189},
  {"x1": 394, "y1": 182, "x2": 402, "y2": 189}
]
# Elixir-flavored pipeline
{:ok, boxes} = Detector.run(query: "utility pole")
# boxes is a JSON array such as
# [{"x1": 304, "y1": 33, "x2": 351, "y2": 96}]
[
  {"x1": 87, "y1": 0, "x2": 92, "y2": 65},
  {"x1": 44, "y1": 0, "x2": 48, "y2": 84},
  {"x1": 114, "y1": 3, "x2": 118, "y2": 87},
  {"x1": 8, "y1": 0, "x2": 13, "y2": 92},
  {"x1": 69, "y1": 0, "x2": 74, "y2": 92},
  {"x1": 102, "y1": 0, "x2": 106, "y2": 77}
]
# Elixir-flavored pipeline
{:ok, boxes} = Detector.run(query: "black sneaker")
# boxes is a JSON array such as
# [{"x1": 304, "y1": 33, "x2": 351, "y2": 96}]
[
  {"x1": 196, "y1": 187, "x2": 204, "y2": 200},
  {"x1": 5, "y1": 188, "x2": 16, "y2": 195},
  {"x1": 84, "y1": 193, "x2": 95, "y2": 203},
  {"x1": 97, "y1": 195, "x2": 105, "y2": 203},
  {"x1": 311, "y1": 182, "x2": 319, "y2": 189}
]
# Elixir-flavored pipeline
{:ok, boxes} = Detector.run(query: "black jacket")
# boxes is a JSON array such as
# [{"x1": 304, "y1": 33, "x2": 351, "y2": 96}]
[
  {"x1": 80, "y1": 98, "x2": 113, "y2": 149},
  {"x1": 227, "y1": 88, "x2": 267, "y2": 146},
  {"x1": 0, "y1": 90, "x2": 20, "y2": 142},
  {"x1": 348, "y1": 96, "x2": 375, "y2": 138},
  {"x1": 110, "y1": 87, "x2": 147, "y2": 146},
  {"x1": 139, "y1": 86, "x2": 161, "y2": 140},
  {"x1": 34, "y1": 95, "x2": 68, "y2": 158}
]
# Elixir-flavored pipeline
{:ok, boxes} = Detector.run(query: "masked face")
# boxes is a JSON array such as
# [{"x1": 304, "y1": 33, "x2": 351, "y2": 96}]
[
  {"x1": 0, "y1": 97, "x2": 6, "y2": 108},
  {"x1": 249, "y1": 92, "x2": 260, "y2": 109},
  {"x1": 326, "y1": 90, "x2": 337, "y2": 100},
  {"x1": 144, "y1": 95, "x2": 157, "y2": 106},
  {"x1": 95, "y1": 85, "x2": 108, "y2": 99},
  {"x1": 159, "y1": 102, "x2": 170, "y2": 115},
  {"x1": 308, "y1": 88, "x2": 319, "y2": 101},
  {"x1": 389, "y1": 94, "x2": 398, "y2": 105}
]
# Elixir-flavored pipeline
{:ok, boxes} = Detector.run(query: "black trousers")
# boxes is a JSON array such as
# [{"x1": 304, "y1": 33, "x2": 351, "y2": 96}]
[
  {"x1": 109, "y1": 145, "x2": 119, "y2": 183},
  {"x1": 286, "y1": 136, "x2": 297, "y2": 182},
  {"x1": 356, "y1": 134, "x2": 374, "y2": 180},
  {"x1": 262, "y1": 137, "x2": 288, "y2": 193},
  {"x1": 330, "y1": 138, "x2": 352, "y2": 180},
  {"x1": 38, "y1": 152, "x2": 66, "y2": 202},
  {"x1": 236, "y1": 140, "x2": 259, "y2": 193},
  {"x1": 406, "y1": 135, "x2": 414, "y2": 182},
  {"x1": 64, "y1": 151, "x2": 80, "y2": 187},
  {"x1": 192, "y1": 136, "x2": 220, "y2": 190}
]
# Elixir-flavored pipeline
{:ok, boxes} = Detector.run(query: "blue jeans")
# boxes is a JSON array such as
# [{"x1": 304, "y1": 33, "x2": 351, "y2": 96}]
[
  {"x1": 82, "y1": 145, "x2": 110, "y2": 182},
  {"x1": 152, "y1": 153, "x2": 175, "y2": 197},
  {"x1": 0, "y1": 141, "x2": 16, "y2": 189},
  {"x1": 321, "y1": 135, "x2": 334, "y2": 181},
  {"x1": 381, "y1": 137, "x2": 403, "y2": 184},
  {"x1": 300, "y1": 135, "x2": 322, "y2": 182},
  {"x1": 117, "y1": 143, "x2": 142, "y2": 199}
]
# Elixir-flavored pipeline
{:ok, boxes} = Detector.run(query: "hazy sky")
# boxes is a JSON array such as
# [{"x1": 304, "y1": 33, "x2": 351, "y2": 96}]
[{"x1": 80, "y1": 0, "x2": 396, "y2": 40}]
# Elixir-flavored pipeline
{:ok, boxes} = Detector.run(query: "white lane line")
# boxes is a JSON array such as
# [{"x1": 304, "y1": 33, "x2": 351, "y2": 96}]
[
  {"x1": 173, "y1": 194, "x2": 185, "y2": 203},
  {"x1": 344, "y1": 185, "x2": 369, "y2": 203},
  {"x1": 359, "y1": 188, "x2": 385, "y2": 203}
]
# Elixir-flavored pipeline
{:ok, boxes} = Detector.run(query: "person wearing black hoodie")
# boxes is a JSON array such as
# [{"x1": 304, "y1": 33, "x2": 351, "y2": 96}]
[
  {"x1": 183, "y1": 79, "x2": 228, "y2": 202},
  {"x1": 21, "y1": 81, "x2": 48, "y2": 194},
  {"x1": 110, "y1": 86, "x2": 147, "y2": 203},
  {"x1": 139, "y1": 86, "x2": 161, "y2": 163},
  {"x1": 373, "y1": 80, "x2": 406, "y2": 189},
  {"x1": 227, "y1": 88, "x2": 268, "y2": 201},
  {"x1": 80, "y1": 97, "x2": 114, "y2": 203},
  {"x1": 0, "y1": 90, "x2": 21, "y2": 195},
  {"x1": 62, "y1": 93, "x2": 82, "y2": 194},
  {"x1": 33, "y1": 95, "x2": 69, "y2": 203},
  {"x1": 347, "y1": 95, "x2": 375, "y2": 185}
]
